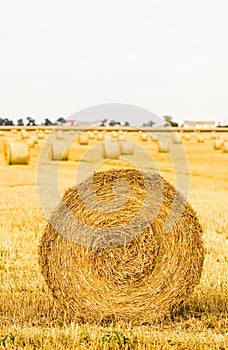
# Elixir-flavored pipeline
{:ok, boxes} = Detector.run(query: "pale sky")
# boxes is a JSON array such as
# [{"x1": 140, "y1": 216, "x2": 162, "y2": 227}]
[{"x1": 0, "y1": 0, "x2": 228, "y2": 125}]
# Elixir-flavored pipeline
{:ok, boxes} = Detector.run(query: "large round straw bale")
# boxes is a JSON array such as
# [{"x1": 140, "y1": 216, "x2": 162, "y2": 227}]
[
  {"x1": 78, "y1": 134, "x2": 89, "y2": 145},
  {"x1": 0, "y1": 130, "x2": 4, "y2": 137},
  {"x1": 102, "y1": 140, "x2": 121, "y2": 159},
  {"x1": 4, "y1": 142, "x2": 30, "y2": 165},
  {"x1": 20, "y1": 129, "x2": 28, "y2": 139},
  {"x1": 39, "y1": 169, "x2": 204, "y2": 323},
  {"x1": 157, "y1": 138, "x2": 171, "y2": 153},
  {"x1": 120, "y1": 140, "x2": 134, "y2": 155},
  {"x1": 213, "y1": 140, "x2": 223, "y2": 150},
  {"x1": 51, "y1": 142, "x2": 69, "y2": 160},
  {"x1": 197, "y1": 135, "x2": 204, "y2": 143},
  {"x1": 221, "y1": 141, "x2": 228, "y2": 153},
  {"x1": 88, "y1": 131, "x2": 95, "y2": 140}
]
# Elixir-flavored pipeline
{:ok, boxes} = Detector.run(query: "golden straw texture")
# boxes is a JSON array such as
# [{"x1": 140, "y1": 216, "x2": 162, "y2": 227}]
[{"x1": 39, "y1": 169, "x2": 204, "y2": 324}]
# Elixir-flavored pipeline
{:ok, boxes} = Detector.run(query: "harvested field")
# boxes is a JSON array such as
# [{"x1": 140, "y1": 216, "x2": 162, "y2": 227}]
[{"x1": 0, "y1": 129, "x2": 228, "y2": 349}]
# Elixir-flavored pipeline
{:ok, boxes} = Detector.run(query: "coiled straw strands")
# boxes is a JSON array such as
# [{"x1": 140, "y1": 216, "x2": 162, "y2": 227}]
[
  {"x1": 120, "y1": 140, "x2": 134, "y2": 155},
  {"x1": 51, "y1": 142, "x2": 69, "y2": 160},
  {"x1": 102, "y1": 140, "x2": 121, "y2": 159},
  {"x1": 39, "y1": 169, "x2": 204, "y2": 323},
  {"x1": 4, "y1": 142, "x2": 30, "y2": 165}
]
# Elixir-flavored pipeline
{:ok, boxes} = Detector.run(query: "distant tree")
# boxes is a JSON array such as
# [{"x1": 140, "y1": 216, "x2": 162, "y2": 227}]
[
  {"x1": 17, "y1": 119, "x2": 24, "y2": 126},
  {"x1": 142, "y1": 120, "x2": 156, "y2": 127},
  {"x1": 0, "y1": 118, "x2": 3, "y2": 125},
  {"x1": 44, "y1": 118, "x2": 53, "y2": 126},
  {"x1": 3, "y1": 118, "x2": 14, "y2": 125},
  {"x1": 163, "y1": 115, "x2": 178, "y2": 127},
  {"x1": 56, "y1": 117, "x2": 66, "y2": 124},
  {"x1": 26, "y1": 117, "x2": 36, "y2": 126},
  {"x1": 123, "y1": 121, "x2": 130, "y2": 126},
  {"x1": 109, "y1": 120, "x2": 121, "y2": 126},
  {"x1": 100, "y1": 118, "x2": 107, "y2": 126}
]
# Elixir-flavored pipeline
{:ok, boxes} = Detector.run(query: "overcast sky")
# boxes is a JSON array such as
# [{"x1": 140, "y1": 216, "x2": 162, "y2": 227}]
[{"x1": 0, "y1": 0, "x2": 227, "y2": 125}]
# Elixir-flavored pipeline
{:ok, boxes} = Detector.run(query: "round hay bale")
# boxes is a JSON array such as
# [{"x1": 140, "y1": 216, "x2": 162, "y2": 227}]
[
  {"x1": 197, "y1": 135, "x2": 204, "y2": 143},
  {"x1": 88, "y1": 131, "x2": 95, "y2": 140},
  {"x1": 0, "y1": 130, "x2": 4, "y2": 137},
  {"x1": 44, "y1": 129, "x2": 51, "y2": 134},
  {"x1": 221, "y1": 141, "x2": 228, "y2": 153},
  {"x1": 26, "y1": 138, "x2": 35, "y2": 148},
  {"x1": 78, "y1": 134, "x2": 89, "y2": 145},
  {"x1": 172, "y1": 133, "x2": 182, "y2": 144},
  {"x1": 37, "y1": 132, "x2": 44, "y2": 140},
  {"x1": 97, "y1": 132, "x2": 105, "y2": 141},
  {"x1": 213, "y1": 140, "x2": 223, "y2": 150},
  {"x1": 120, "y1": 140, "x2": 134, "y2": 155},
  {"x1": 111, "y1": 131, "x2": 119, "y2": 139},
  {"x1": 211, "y1": 131, "x2": 217, "y2": 140},
  {"x1": 56, "y1": 130, "x2": 63, "y2": 140},
  {"x1": 140, "y1": 133, "x2": 148, "y2": 141},
  {"x1": 39, "y1": 169, "x2": 204, "y2": 323},
  {"x1": 184, "y1": 134, "x2": 191, "y2": 141},
  {"x1": 102, "y1": 140, "x2": 121, "y2": 159},
  {"x1": 20, "y1": 129, "x2": 28, "y2": 140},
  {"x1": 157, "y1": 138, "x2": 171, "y2": 153},
  {"x1": 4, "y1": 142, "x2": 30, "y2": 165},
  {"x1": 51, "y1": 142, "x2": 69, "y2": 160}
]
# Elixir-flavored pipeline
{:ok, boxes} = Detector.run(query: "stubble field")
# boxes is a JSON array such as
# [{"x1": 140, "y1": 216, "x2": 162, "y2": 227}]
[{"x1": 0, "y1": 129, "x2": 227, "y2": 349}]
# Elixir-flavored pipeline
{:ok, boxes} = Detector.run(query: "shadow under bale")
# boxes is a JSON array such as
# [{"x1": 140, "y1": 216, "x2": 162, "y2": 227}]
[{"x1": 39, "y1": 169, "x2": 204, "y2": 324}]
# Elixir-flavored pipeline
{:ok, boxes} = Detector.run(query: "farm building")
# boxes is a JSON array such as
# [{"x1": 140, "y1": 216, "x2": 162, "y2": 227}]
[{"x1": 182, "y1": 120, "x2": 216, "y2": 129}]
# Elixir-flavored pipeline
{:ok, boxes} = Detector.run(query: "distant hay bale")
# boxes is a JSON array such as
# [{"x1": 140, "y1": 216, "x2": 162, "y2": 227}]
[
  {"x1": 157, "y1": 138, "x2": 171, "y2": 153},
  {"x1": 97, "y1": 132, "x2": 105, "y2": 141},
  {"x1": 172, "y1": 133, "x2": 182, "y2": 144},
  {"x1": 56, "y1": 130, "x2": 63, "y2": 140},
  {"x1": 102, "y1": 140, "x2": 121, "y2": 159},
  {"x1": 26, "y1": 138, "x2": 36, "y2": 148},
  {"x1": 11, "y1": 129, "x2": 17, "y2": 134},
  {"x1": 184, "y1": 134, "x2": 191, "y2": 141},
  {"x1": 4, "y1": 142, "x2": 30, "y2": 165},
  {"x1": 120, "y1": 140, "x2": 134, "y2": 155},
  {"x1": 39, "y1": 169, "x2": 204, "y2": 323},
  {"x1": 140, "y1": 133, "x2": 148, "y2": 141},
  {"x1": 211, "y1": 131, "x2": 217, "y2": 140},
  {"x1": 20, "y1": 129, "x2": 28, "y2": 140},
  {"x1": 197, "y1": 135, "x2": 204, "y2": 143},
  {"x1": 213, "y1": 140, "x2": 223, "y2": 150},
  {"x1": 37, "y1": 132, "x2": 45, "y2": 140},
  {"x1": 51, "y1": 142, "x2": 69, "y2": 160},
  {"x1": 0, "y1": 130, "x2": 4, "y2": 137},
  {"x1": 112, "y1": 131, "x2": 119, "y2": 139},
  {"x1": 88, "y1": 131, "x2": 95, "y2": 140},
  {"x1": 78, "y1": 134, "x2": 89, "y2": 145},
  {"x1": 221, "y1": 141, "x2": 228, "y2": 153}
]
